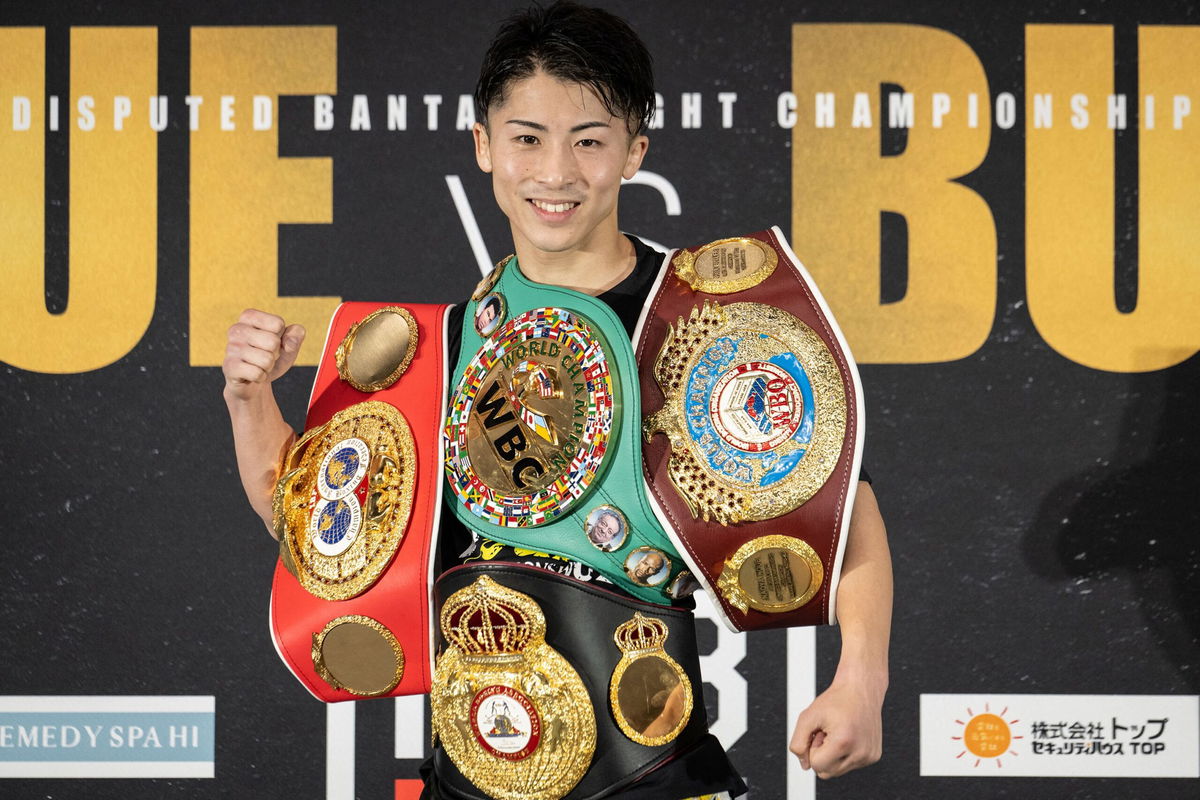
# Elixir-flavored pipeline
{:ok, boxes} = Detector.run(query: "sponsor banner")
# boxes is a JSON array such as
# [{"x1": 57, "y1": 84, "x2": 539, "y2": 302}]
[
  {"x1": 920, "y1": 694, "x2": 1199, "y2": 778},
  {"x1": 0, "y1": 696, "x2": 214, "y2": 778}
]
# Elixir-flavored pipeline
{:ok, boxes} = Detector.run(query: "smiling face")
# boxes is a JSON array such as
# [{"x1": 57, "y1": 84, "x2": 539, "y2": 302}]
[
  {"x1": 589, "y1": 511, "x2": 619, "y2": 544},
  {"x1": 473, "y1": 70, "x2": 649, "y2": 265}
]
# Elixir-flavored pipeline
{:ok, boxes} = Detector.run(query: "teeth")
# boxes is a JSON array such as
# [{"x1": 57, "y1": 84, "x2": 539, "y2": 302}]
[{"x1": 532, "y1": 200, "x2": 577, "y2": 213}]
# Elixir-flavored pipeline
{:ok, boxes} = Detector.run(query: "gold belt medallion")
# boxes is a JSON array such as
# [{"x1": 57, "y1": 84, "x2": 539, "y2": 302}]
[
  {"x1": 445, "y1": 307, "x2": 617, "y2": 527},
  {"x1": 311, "y1": 614, "x2": 405, "y2": 697},
  {"x1": 431, "y1": 576, "x2": 596, "y2": 800},
  {"x1": 672, "y1": 237, "x2": 779, "y2": 295},
  {"x1": 609, "y1": 613, "x2": 693, "y2": 747},
  {"x1": 644, "y1": 301, "x2": 846, "y2": 524},
  {"x1": 717, "y1": 535, "x2": 824, "y2": 614},
  {"x1": 472, "y1": 255, "x2": 511, "y2": 301},
  {"x1": 334, "y1": 306, "x2": 418, "y2": 392},
  {"x1": 272, "y1": 400, "x2": 416, "y2": 601}
]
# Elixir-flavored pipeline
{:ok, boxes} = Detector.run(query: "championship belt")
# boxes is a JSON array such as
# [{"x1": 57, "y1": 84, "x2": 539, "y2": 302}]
[
  {"x1": 270, "y1": 302, "x2": 450, "y2": 700},
  {"x1": 443, "y1": 257, "x2": 689, "y2": 605},
  {"x1": 637, "y1": 228, "x2": 864, "y2": 631},
  {"x1": 430, "y1": 563, "x2": 706, "y2": 800}
]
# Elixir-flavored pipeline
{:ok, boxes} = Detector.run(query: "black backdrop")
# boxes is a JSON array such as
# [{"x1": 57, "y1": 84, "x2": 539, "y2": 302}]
[{"x1": 2, "y1": 1, "x2": 1197, "y2": 798}]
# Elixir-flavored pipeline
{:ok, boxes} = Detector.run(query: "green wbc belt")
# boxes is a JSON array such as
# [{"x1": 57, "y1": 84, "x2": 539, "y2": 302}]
[{"x1": 443, "y1": 256, "x2": 688, "y2": 605}]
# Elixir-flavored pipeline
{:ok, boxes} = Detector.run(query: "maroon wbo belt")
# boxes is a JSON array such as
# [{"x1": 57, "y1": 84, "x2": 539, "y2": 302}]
[{"x1": 636, "y1": 227, "x2": 864, "y2": 631}]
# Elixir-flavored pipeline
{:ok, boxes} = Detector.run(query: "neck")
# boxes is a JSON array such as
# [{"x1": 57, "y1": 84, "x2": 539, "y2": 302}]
[{"x1": 512, "y1": 231, "x2": 636, "y2": 296}]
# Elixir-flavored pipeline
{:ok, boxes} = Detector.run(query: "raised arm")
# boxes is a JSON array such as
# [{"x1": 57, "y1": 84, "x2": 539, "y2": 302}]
[
  {"x1": 222, "y1": 308, "x2": 307, "y2": 536},
  {"x1": 789, "y1": 481, "x2": 892, "y2": 778}
]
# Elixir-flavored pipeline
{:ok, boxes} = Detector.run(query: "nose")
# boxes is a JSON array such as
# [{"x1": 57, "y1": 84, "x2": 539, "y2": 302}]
[{"x1": 534, "y1": 141, "x2": 578, "y2": 189}]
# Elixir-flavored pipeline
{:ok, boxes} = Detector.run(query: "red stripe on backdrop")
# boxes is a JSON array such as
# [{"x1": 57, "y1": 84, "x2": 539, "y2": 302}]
[{"x1": 395, "y1": 778, "x2": 424, "y2": 800}]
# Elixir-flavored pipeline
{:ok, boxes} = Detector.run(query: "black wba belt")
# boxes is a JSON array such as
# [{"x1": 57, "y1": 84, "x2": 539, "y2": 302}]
[{"x1": 430, "y1": 563, "x2": 707, "y2": 800}]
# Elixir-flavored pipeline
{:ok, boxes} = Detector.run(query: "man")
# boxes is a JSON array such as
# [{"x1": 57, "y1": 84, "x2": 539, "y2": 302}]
[
  {"x1": 474, "y1": 294, "x2": 503, "y2": 336},
  {"x1": 586, "y1": 507, "x2": 625, "y2": 550},
  {"x1": 628, "y1": 549, "x2": 667, "y2": 585},
  {"x1": 224, "y1": 2, "x2": 891, "y2": 796}
]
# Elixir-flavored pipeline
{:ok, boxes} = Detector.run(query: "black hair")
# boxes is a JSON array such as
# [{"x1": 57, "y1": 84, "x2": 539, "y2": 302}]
[{"x1": 474, "y1": 1, "x2": 655, "y2": 134}]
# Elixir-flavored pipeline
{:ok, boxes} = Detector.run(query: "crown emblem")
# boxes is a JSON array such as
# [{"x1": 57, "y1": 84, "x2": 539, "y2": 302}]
[
  {"x1": 612, "y1": 612, "x2": 669, "y2": 654},
  {"x1": 432, "y1": 572, "x2": 596, "y2": 799},
  {"x1": 441, "y1": 576, "x2": 546, "y2": 658},
  {"x1": 608, "y1": 612, "x2": 693, "y2": 747}
]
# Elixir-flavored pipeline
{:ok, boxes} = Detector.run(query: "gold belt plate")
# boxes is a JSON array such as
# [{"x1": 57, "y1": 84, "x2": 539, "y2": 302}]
[
  {"x1": 334, "y1": 306, "x2": 418, "y2": 392},
  {"x1": 672, "y1": 236, "x2": 779, "y2": 295},
  {"x1": 431, "y1": 576, "x2": 596, "y2": 800},
  {"x1": 273, "y1": 400, "x2": 417, "y2": 602},
  {"x1": 644, "y1": 301, "x2": 847, "y2": 524},
  {"x1": 717, "y1": 535, "x2": 824, "y2": 614},
  {"x1": 609, "y1": 613, "x2": 693, "y2": 746},
  {"x1": 444, "y1": 307, "x2": 617, "y2": 527}
]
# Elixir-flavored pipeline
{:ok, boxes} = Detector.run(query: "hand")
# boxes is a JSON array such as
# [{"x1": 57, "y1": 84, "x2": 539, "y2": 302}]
[
  {"x1": 789, "y1": 676, "x2": 884, "y2": 779},
  {"x1": 222, "y1": 309, "x2": 306, "y2": 400}
]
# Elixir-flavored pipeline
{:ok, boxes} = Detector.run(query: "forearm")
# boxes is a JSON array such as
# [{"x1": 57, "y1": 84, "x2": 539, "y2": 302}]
[
  {"x1": 787, "y1": 482, "x2": 891, "y2": 776},
  {"x1": 224, "y1": 383, "x2": 296, "y2": 536},
  {"x1": 830, "y1": 482, "x2": 892, "y2": 699}
]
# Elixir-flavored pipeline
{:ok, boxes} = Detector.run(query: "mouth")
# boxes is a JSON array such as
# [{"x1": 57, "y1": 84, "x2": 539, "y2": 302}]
[{"x1": 528, "y1": 198, "x2": 580, "y2": 217}]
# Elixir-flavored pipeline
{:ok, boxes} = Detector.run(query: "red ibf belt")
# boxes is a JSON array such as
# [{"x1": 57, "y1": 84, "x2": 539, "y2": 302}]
[
  {"x1": 270, "y1": 302, "x2": 450, "y2": 700},
  {"x1": 636, "y1": 227, "x2": 863, "y2": 631}
]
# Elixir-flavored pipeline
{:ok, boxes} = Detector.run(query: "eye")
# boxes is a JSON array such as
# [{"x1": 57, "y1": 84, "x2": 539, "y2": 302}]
[
  {"x1": 515, "y1": 134, "x2": 539, "y2": 145},
  {"x1": 576, "y1": 138, "x2": 601, "y2": 148}
]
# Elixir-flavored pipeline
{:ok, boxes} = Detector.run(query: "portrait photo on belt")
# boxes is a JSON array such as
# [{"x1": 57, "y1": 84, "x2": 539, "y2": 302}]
[{"x1": 220, "y1": 2, "x2": 892, "y2": 799}]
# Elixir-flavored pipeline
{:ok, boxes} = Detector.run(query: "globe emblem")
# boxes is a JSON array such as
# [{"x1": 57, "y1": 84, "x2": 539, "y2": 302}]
[
  {"x1": 317, "y1": 437, "x2": 371, "y2": 501},
  {"x1": 324, "y1": 447, "x2": 360, "y2": 491},
  {"x1": 317, "y1": 499, "x2": 354, "y2": 546}
]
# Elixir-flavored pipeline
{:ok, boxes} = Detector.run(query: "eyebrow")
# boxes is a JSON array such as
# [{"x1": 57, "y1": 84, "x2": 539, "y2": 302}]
[{"x1": 505, "y1": 119, "x2": 611, "y2": 132}]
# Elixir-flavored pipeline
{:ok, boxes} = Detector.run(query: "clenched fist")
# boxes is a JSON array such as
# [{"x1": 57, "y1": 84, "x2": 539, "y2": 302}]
[{"x1": 222, "y1": 309, "x2": 306, "y2": 401}]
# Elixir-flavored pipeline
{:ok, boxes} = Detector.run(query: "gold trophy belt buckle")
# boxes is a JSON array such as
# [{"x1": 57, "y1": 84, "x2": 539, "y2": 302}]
[
  {"x1": 643, "y1": 300, "x2": 847, "y2": 526},
  {"x1": 431, "y1": 576, "x2": 596, "y2": 800},
  {"x1": 273, "y1": 400, "x2": 417, "y2": 602}
]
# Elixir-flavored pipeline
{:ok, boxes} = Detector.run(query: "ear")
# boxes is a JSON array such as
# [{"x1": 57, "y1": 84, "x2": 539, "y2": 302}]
[
  {"x1": 473, "y1": 122, "x2": 493, "y2": 173},
  {"x1": 621, "y1": 134, "x2": 650, "y2": 180}
]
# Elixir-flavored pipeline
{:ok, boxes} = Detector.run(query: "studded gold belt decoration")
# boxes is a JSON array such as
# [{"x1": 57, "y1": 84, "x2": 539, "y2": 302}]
[
  {"x1": 431, "y1": 575, "x2": 596, "y2": 800},
  {"x1": 642, "y1": 300, "x2": 846, "y2": 525},
  {"x1": 274, "y1": 400, "x2": 417, "y2": 601}
]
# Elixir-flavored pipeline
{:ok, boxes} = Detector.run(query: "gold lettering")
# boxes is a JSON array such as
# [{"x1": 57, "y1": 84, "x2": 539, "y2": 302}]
[
  {"x1": 189, "y1": 27, "x2": 338, "y2": 366},
  {"x1": 0, "y1": 27, "x2": 157, "y2": 373},
  {"x1": 1026, "y1": 25, "x2": 1200, "y2": 371},
  {"x1": 791, "y1": 24, "x2": 996, "y2": 363}
]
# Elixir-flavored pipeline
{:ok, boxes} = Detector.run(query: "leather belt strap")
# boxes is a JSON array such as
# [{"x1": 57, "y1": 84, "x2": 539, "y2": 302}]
[
  {"x1": 431, "y1": 562, "x2": 707, "y2": 800},
  {"x1": 636, "y1": 227, "x2": 864, "y2": 631},
  {"x1": 270, "y1": 301, "x2": 450, "y2": 700}
]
